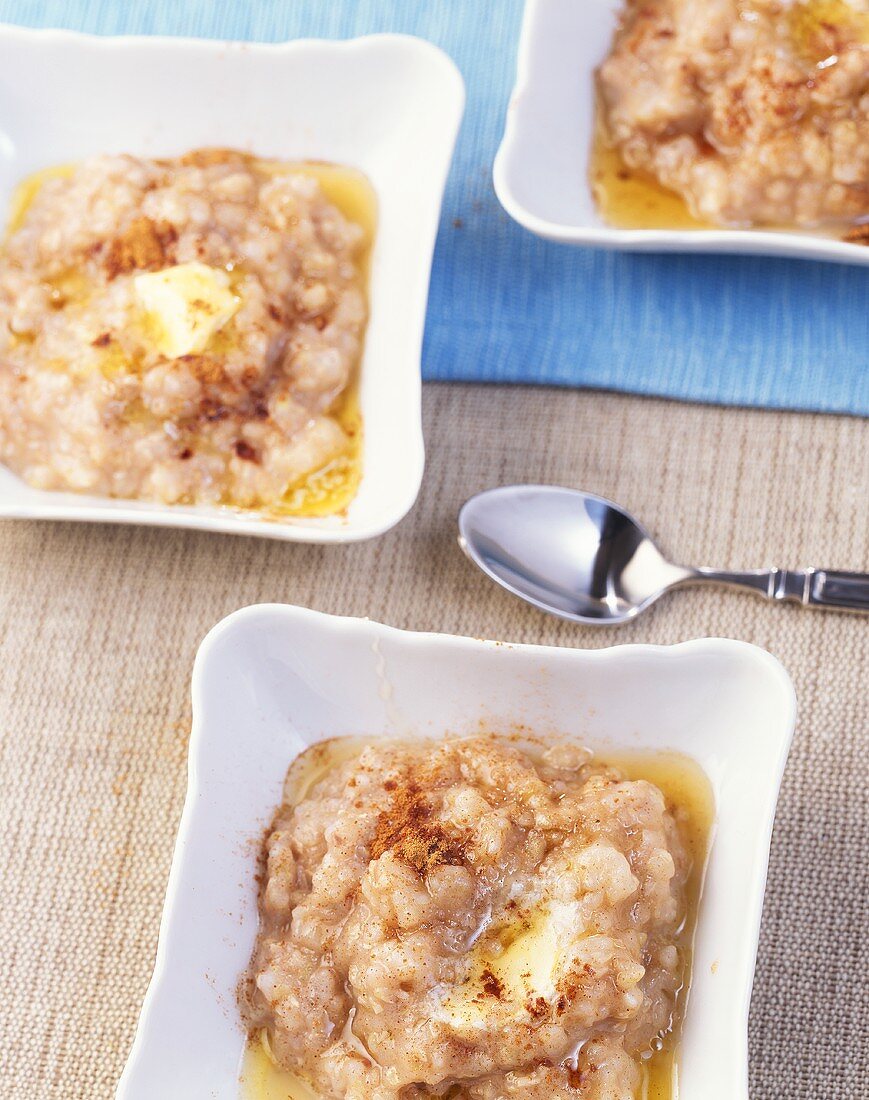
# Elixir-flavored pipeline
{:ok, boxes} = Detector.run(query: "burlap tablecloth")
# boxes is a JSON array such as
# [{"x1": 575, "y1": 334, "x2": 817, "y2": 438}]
[{"x1": 0, "y1": 384, "x2": 866, "y2": 1099}]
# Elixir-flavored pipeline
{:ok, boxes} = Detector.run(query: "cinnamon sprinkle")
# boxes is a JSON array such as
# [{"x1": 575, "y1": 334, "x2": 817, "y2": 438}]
[
  {"x1": 234, "y1": 439, "x2": 259, "y2": 463},
  {"x1": 369, "y1": 778, "x2": 464, "y2": 875},
  {"x1": 843, "y1": 224, "x2": 869, "y2": 245},
  {"x1": 104, "y1": 216, "x2": 177, "y2": 279},
  {"x1": 479, "y1": 968, "x2": 504, "y2": 999},
  {"x1": 177, "y1": 147, "x2": 246, "y2": 169}
]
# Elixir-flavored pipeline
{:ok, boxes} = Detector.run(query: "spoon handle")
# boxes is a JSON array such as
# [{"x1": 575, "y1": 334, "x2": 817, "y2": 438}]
[{"x1": 695, "y1": 567, "x2": 869, "y2": 613}]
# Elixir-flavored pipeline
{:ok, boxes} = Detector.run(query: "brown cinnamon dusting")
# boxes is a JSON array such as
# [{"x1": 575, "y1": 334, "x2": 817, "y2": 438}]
[
  {"x1": 180, "y1": 356, "x2": 226, "y2": 386},
  {"x1": 178, "y1": 147, "x2": 248, "y2": 169},
  {"x1": 369, "y1": 778, "x2": 465, "y2": 875},
  {"x1": 479, "y1": 968, "x2": 503, "y2": 999},
  {"x1": 843, "y1": 224, "x2": 869, "y2": 245},
  {"x1": 104, "y1": 217, "x2": 177, "y2": 278},
  {"x1": 234, "y1": 439, "x2": 259, "y2": 462},
  {"x1": 199, "y1": 396, "x2": 230, "y2": 421}
]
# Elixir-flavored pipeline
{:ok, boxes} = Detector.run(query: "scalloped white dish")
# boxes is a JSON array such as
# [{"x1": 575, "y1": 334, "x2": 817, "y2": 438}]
[
  {"x1": 0, "y1": 26, "x2": 465, "y2": 541},
  {"x1": 494, "y1": 0, "x2": 869, "y2": 265},
  {"x1": 117, "y1": 604, "x2": 795, "y2": 1099}
]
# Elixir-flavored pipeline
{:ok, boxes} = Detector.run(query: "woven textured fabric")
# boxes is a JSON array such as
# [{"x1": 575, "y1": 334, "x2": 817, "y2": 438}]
[
  {"x1": 0, "y1": 384, "x2": 866, "y2": 1098},
  {"x1": 0, "y1": 0, "x2": 867, "y2": 413}
]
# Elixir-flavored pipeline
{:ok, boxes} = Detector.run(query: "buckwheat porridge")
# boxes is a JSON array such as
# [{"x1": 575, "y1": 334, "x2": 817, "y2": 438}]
[
  {"x1": 241, "y1": 735, "x2": 711, "y2": 1100},
  {"x1": 596, "y1": 0, "x2": 869, "y2": 230},
  {"x1": 0, "y1": 150, "x2": 371, "y2": 512}
]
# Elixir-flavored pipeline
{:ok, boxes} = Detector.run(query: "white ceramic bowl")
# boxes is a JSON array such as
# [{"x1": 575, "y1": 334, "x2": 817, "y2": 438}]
[
  {"x1": 117, "y1": 604, "x2": 795, "y2": 1099},
  {"x1": 0, "y1": 26, "x2": 465, "y2": 541},
  {"x1": 494, "y1": 0, "x2": 869, "y2": 265}
]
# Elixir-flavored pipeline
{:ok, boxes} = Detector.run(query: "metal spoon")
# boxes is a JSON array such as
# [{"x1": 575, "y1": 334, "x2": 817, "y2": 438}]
[{"x1": 458, "y1": 485, "x2": 869, "y2": 625}]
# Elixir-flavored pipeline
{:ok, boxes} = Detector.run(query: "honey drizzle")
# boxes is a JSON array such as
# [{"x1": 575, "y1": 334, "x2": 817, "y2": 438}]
[{"x1": 589, "y1": 108, "x2": 707, "y2": 232}]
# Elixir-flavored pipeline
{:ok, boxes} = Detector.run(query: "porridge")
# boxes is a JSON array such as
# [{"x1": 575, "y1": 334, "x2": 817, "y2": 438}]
[
  {"x1": 241, "y1": 736, "x2": 712, "y2": 1100},
  {"x1": 0, "y1": 150, "x2": 373, "y2": 513},
  {"x1": 595, "y1": 0, "x2": 869, "y2": 229}
]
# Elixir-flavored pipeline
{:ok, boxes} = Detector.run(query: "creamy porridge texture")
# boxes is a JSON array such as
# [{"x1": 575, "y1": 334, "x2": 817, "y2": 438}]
[
  {"x1": 596, "y1": 0, "x2": 869, "y2": 228},
  {"x1": 0, "y1": 151, "x2": 370, "y2": 511},
  {"x1": 242, "y1": 737, "x2": 699, "y2": 1100}
]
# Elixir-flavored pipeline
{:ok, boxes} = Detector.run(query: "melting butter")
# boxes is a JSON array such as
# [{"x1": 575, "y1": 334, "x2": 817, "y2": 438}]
[
  {"x1": 134, "y1": 261, "x2": 240, "y2": 358},
  {"x1": 439, "y1": 900, "x2": 582, "y2": 1029},
  {"x1": 491, "y1": 901, "x2": 569, "y2": 1002},
  {"x1": 239, "y1": 1034, "x2": 317, "y2": 1100}
]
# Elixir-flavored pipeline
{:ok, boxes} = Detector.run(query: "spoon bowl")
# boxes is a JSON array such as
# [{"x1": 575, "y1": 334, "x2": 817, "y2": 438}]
[
  {"x1": 458, "y1": 485, "x2": 869, "y2": 624},
  {"x1": 458, "y1": 485, "x2": 689, "y2": 625}
]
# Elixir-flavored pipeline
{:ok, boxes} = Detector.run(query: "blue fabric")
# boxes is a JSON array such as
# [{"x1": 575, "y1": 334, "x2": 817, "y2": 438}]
[{"x1": 2, "y1": 1, "x2": 867, "y2": 415}]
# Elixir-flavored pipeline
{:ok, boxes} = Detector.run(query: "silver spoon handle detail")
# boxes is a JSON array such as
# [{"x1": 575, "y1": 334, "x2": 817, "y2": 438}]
[{"x1": 694, "y1": 567, "x2": 869, "y2": 612}]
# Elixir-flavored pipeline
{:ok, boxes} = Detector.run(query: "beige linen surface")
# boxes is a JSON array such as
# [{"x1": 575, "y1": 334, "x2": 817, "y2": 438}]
[{"x1": 0, "y1": 383, "x2": 866, "y2": 1100}]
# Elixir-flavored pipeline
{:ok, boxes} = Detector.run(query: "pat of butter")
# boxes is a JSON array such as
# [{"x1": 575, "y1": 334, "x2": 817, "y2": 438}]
[
  {"x1": 491, "y1": 902, "x2": 577, "y2": 1001},
  {"x1": 439, "y1": 902, "x2": 581, "y2": 1029},
  {"x1": 134, "y1": 262, "x2": 239, "y2": 358}
]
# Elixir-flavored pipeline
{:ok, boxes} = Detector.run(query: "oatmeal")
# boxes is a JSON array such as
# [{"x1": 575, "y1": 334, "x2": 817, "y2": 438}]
[
  {"x1": 596, "y1": 0, "x2": 869, "y2": 228},
  {"x1": 0, "y1": 150, "x2": 372, "y2": 511},
  {"x1": 241, "y1": 736, "x2": 708, "y2": 1100}
]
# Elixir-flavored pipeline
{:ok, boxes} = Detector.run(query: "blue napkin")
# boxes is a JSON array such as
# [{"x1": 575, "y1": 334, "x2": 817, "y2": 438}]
[{"x1": 2, "y1": 0, "x2": 867, "y2": 415}]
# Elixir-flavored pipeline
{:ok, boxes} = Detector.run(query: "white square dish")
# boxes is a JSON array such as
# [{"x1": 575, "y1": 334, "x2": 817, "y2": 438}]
[
  {"x1": 117, "y1": 604, "x2": 796, "y2": 1100},
  {"x1": 494, "y1": 0, "x2": 869, "y2": 265},
  {"x1": 0, "y1": 26, "x2": 465, "y2": 541}
]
